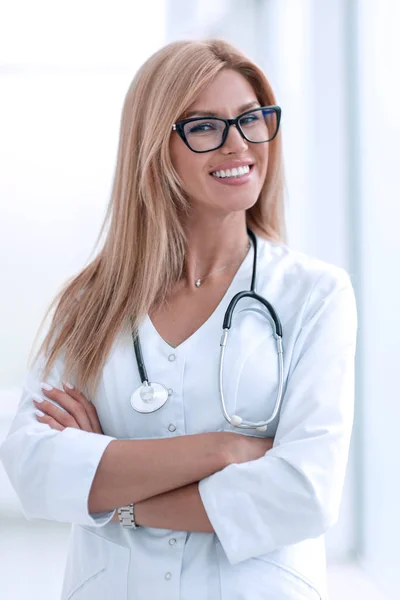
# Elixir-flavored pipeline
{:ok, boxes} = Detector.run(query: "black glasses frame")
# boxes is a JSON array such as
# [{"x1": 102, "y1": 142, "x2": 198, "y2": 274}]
[{"x1": 172, "y1": 105, "x2": 281, "y2": 153}]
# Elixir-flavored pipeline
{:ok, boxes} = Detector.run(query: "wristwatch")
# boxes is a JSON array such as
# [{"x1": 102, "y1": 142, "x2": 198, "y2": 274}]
[{"x1": 117, "y1": 504, "x2": 140, "y2": 529}]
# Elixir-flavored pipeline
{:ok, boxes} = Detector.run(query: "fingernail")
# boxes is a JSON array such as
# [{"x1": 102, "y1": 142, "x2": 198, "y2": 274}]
[
  {"x1": 35, "y1": 409, "x2": 45, "y2": 417},
  {"x1": 32, "y1": 393, "x2": 44, "y2": 403},
  {"x1": 41, "y1": 382, "x2": 53, "y2": 391},
  {"x1": 63, "y1": 381, "x2": 74, "y2": 389}
]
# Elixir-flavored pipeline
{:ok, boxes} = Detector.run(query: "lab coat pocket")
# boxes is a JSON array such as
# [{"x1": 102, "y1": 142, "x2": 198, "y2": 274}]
[
  {"x1": 62, "y1": 526, "x2": 130, "y2": 600},
  {"x1": 252, "y1": 557, "x2": 322, "y2": 599},
  {"x1": 216, "y1": 541, "x2": 322, "y2": 600}
]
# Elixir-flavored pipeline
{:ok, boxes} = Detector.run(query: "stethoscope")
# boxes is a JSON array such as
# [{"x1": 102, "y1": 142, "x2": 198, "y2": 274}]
[{"x1": 130, "y1": 228, "x2": 284, "y2": 432}]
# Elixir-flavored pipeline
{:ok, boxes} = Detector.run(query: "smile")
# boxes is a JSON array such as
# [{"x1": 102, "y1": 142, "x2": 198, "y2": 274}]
[
  {"x1": 211, "y1": 165, "x2": 251, "y2": 178},
  {"x1": 210, "y1": 164, "x2": 254, "y2": 186}
]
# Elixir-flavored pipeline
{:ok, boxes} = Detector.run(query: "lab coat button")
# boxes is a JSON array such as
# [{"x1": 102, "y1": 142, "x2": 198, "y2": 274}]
[
  {"x1": 165, "y1": 572, "x2": 172, "y2": 580},
  {"x1": 168, "y1": 354, "x2": 176, "y2": 362},
  {"x1": 168, "y1": 424, "x2": 176, "y2": 432},
  {"x1": 169, "y1": 538, "x2": 177, "y2": 546}
]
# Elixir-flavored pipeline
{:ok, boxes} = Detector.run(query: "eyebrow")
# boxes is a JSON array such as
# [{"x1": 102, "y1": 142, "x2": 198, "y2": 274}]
[{"x1": 183, "y1": 101, "x2": 261, "y2": 119}]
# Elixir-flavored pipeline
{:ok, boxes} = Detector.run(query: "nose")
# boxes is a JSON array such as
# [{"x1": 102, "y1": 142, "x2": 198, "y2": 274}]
[{"x1": 222, "y1": 123, "x2": 248, "y2": 154}]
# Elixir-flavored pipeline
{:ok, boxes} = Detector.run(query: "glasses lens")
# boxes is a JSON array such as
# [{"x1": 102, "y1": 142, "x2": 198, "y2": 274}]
[
  {"x1": 238, "y1": 108, "x2": 278, "y2": 143},
  {"x1": 183, "y1": 118, "x2": 225, "y2": 152}
]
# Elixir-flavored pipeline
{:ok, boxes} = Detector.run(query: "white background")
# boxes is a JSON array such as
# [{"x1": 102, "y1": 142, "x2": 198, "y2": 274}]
[{"x1": 1, "y1": 1, "x2": 399, "y2": 599}]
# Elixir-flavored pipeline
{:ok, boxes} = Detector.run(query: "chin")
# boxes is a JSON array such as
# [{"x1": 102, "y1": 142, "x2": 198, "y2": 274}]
[
  {"x1": 190, "y1": 185, "x2": 260, "y2": 215},
  {"x1": 215, "y1": 196, "x2": 259, "y2": 215}
]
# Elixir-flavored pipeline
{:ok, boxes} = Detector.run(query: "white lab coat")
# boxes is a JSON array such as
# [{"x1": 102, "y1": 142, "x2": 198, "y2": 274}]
[{"x1": 0, "y1": 234, "x2": 357, "y2": 600}]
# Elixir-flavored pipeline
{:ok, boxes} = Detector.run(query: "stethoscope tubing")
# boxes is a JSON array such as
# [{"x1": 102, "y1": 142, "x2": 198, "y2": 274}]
[
  {"x1": 219, "y1": 326, "x2": 284, "y2": 431},
  {"x1": 131, "y1": 227, "x2": 284, "y2": 431},
  {"x1": 219, "y1": 228, "x2": 284, "y2": 431}
]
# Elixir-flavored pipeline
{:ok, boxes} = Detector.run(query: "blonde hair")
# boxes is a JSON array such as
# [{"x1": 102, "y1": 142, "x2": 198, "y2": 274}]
[{"x1": 29, "y1": 38, "x2": 286, "y2": 398}]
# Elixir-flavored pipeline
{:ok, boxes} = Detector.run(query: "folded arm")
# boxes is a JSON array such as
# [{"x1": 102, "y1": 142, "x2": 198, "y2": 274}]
[{"x1": 0, "y1": 352, "x2": 271, "y2": 528}]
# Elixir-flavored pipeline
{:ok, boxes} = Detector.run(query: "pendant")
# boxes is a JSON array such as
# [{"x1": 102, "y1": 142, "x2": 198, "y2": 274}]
[
  {"x1": 130, "y1": 382, "x2": 169, "y2": 413},
  {"x1": 195, "y1": 279, "x2": 201, "y2": 287}
]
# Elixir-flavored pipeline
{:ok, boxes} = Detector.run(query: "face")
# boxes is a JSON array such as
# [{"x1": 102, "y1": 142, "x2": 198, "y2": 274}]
[{"x1": 170, "y1": 69, "x2": 269, "y2": 218}]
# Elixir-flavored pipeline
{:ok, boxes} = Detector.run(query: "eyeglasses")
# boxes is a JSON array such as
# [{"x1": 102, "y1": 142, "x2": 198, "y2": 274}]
[{"x1": 172, "y1": 105, "x2": 281, "y2": 153}]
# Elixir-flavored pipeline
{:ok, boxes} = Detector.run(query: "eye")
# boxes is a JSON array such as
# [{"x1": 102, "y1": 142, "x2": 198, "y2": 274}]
[
  {"x1": 187, "y1": 122, "x2": 218, "y2": 134},
  {"x1": 240, "y1": 113, "x2": 259, "y2": 125}
]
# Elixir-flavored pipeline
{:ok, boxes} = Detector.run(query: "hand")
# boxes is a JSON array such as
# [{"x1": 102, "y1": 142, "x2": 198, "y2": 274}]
[
  {"x1": 33, "y1": 382, "x2": 103, "y2": 434},
  {"x1": 221, "y1": 431, "x2": 274, "y2": 466}
]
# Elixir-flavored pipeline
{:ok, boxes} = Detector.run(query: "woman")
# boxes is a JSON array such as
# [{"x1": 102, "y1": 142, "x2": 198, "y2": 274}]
[{"x1": 0, "y1": 39, "x2": 357, "y2": 599}]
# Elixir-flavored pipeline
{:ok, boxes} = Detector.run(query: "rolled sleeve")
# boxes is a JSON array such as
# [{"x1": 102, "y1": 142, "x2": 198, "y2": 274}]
[
  {"x1": 199, "y1": 268, "x2": 357, "y2": 565},
  {"x1": 0, "y1": 353, "x2": 117, "y2": 527}
]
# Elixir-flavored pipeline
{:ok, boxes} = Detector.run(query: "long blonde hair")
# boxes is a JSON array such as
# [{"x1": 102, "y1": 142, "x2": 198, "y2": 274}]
[{"x1": 29, "y1": 38, "x2": 286, "y2": 398}]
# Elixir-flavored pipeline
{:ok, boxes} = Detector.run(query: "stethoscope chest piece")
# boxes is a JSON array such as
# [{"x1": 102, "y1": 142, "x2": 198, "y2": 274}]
[{"x1": 130, "y1": 382, "x2": 169, "y2": 413}]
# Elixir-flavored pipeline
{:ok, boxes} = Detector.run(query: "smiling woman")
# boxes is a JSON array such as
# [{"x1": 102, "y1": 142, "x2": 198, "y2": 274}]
[
  {"x1": 0, "y1": 38, "x2": 356, "y2": 600},
  {"x1": 169, "y1": 68, "x2": 278, "y2": 217}
]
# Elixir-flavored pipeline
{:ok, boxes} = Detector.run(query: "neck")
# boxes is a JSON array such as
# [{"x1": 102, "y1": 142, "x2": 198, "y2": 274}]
[{"x1": 182, "y1": 215, "x2": 250, "y2": 291}]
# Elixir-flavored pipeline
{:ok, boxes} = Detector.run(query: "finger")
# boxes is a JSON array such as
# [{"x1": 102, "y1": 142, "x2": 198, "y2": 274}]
[
  {"x1": 40, "y1": 383, "x2": 93, "y2": 432},
  {"x1": 33, "y1": 396, "x2": 80, "y2": 429},
  {"x1": 35, "y1": 411, "x2": 65, "y2": 432},
  {"x1": 61, "y1": 382, "x2": 103, "y2": 434}
]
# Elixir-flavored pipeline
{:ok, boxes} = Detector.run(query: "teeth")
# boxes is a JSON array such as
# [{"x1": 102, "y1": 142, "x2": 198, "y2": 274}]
[{"x1": 212, "y1": 165, "x2": 251, "y2": 178}]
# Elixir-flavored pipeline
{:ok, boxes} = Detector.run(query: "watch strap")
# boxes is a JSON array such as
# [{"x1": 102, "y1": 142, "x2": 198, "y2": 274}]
[{"x1": 117, "y1": 504, "x2": 140, "y2": 529}]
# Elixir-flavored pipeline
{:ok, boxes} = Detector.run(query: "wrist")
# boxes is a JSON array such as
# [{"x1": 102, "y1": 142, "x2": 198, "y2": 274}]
[
  {"x1": 117, "y1": 503, "x2": 141, "y2": 529},
  {"x1": 134, "y1": 500, "x2": 144, "y2": 526}
]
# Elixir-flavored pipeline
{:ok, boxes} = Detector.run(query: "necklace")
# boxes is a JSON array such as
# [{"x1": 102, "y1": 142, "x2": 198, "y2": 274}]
[{"x1": 194, "y1": 239, "x2": 251, "y2": 288}]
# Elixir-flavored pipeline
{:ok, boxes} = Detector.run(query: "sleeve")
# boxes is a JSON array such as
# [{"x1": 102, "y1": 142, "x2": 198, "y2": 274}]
[
  {"x1": 198, "y1": 267, "x2": 358, "y2": 564},
  {"x1": 0, "y1": 350, "x2": 118, "y2": 527}
]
